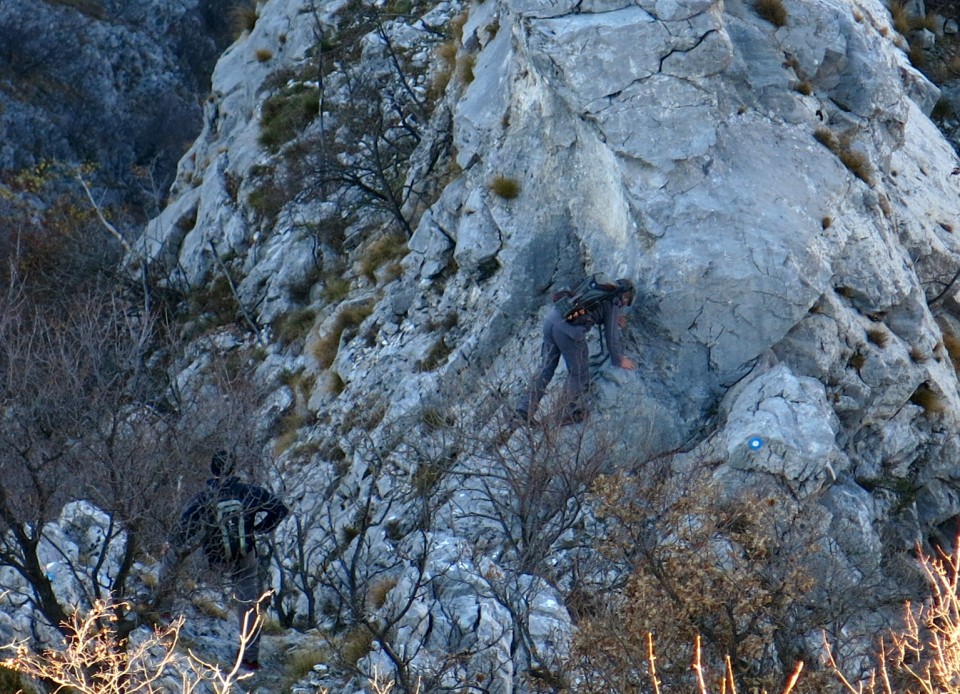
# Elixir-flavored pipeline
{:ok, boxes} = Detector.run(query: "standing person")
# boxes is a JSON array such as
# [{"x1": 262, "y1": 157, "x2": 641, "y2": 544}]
[
  {"x1": 157, "y1": 450, "x2": 289, "y2": 671},
  {"x1": 517, "y1": 274, "x2": 636, "y2": 424}
]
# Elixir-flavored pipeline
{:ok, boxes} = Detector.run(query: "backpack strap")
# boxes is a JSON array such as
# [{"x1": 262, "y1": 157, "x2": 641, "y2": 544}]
[{"x1": 557, "y1": 273, "x2": 621, "y2": 323}]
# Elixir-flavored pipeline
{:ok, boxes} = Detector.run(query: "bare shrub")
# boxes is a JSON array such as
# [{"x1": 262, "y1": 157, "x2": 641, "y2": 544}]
[
  {"x1": 272, "y1": 392, "x2": 583, "y2": 689},
  {"x1": 0, "y1": 276, "x2": 182, "y2": 634},
  {"x1": 467, "y1": 417, "x2": 611, "y2": 575},
  {"x1": 1, "y1": 599, "x2": 255, "y2": 693},
  {"x1": 419, "y1": 396, "x2": 625, "y2": 687},
  {"x1": 828, "y1": 538, "x2": 960, "y2": 693},
  {"x1": 282, "y1": 426, "x2": 447, "y2": 691},
  {"x1": 570, "y1": 467, "x2": 863, "y2": 693},
  {"x1": 286, "y1": 2, "x2": 447, "y2": 240},
  {"x1": 641, "y1": 634, "x2": 804, "y2": 694}
]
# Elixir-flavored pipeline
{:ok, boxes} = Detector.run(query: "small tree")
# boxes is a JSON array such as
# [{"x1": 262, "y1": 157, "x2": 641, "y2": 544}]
[{"x1": 259, "y1": 0, "x2": 450, "y2": 244}]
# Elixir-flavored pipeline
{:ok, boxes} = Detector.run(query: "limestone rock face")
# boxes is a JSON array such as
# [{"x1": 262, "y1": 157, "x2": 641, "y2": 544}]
[{"x1": 131, "y1": 0, "x2": 960, "y2": 686}]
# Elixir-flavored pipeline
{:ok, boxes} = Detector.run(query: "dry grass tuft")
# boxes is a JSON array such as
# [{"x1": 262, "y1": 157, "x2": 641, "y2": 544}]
[
  {"x1": 367, "y1": 577, "x2": 398, "y2": 611},
  {"x1": 232, "y1": 2, "x2": 258, "y2": 36},
  {"x1": 449, "y1": 10, "x2": 469, "y2": 43},
  {"x1": 814, "y1": 128, "x2": 873, "y2": 185},
  {"x1": 361, "y1": 235, "x2": 408, "y2": 282},
  {"x1": 944, "y1": 54, "x2": 960, "y2": 80},
  {"x1": 284, "y1": 647, "x2": 328, "y2": 686},
  {"x1": 910, "y1": 383, "x2": 946, "y2": 415},
  {"x1": 489, "y1": 175, "x2": 521, "y2": 199},
  {"x1": 192, "y1": 596, "x2": 230, "y2": 620},
  {"x1": 312, "y1": 301, "x2": 375, "y2": 369},
  {"x1": 275, "y1": 308, "x2": 317, "y2": 345},
  {"x1": 888, "y1": 1, "x2": 909, "y2": 35},
  {"x1": 458, "y1": 54, "x2": 477, "y2": 84},
  {"x1": 943, "y1": 333, "x2": 960, "y2": 368},
  {"x1": 866, "y1": 327, "x2": 889, "y2": 348},
  {"x1": 328, "y1": 370, "x2": 346, "y2": 395},
  {"x1": 814, "y1": 127, "x2": 839, "y2": 149},
  {"x1": 437, "y1": 40, "x2": 458, "y2": 65},
  {"x1": 338, "y1": 626, "x2": 374, "y2": 667},
  {"x1": 755, "y1": 0, "x2": 787, "y2": 26},
  {"x1": 908, "y1": 42, "x2": 926, "y2": 69},
  {"x1": 416, "y1": 337, "x2": 454, "y2": 372},
  {"x1": 322, "y1": 274, "x2": 351, "y2": 303},
  {"x1": 838, "y1": 147, "x2": 873, "y2": 184},
  {"x1": 908, "y1": 345, "x2": 929, "y2": 363},
  {"x1": 835, "y1": 286, "x2": 856, "y2": 298}
]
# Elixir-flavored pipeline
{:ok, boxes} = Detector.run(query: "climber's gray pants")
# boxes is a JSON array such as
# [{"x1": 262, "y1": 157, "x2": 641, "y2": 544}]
[
  {"x1": 230, "y1": 551, "x2": 263, "y2": 662},
  {"x1": 521, "y1": 308, "x2": 590, "y2": 416}
]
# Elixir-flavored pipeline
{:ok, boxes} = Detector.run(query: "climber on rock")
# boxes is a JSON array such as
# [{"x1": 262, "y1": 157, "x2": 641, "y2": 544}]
[{"x1": 516, "y1": 273, "x2": 636, "y2": 425}]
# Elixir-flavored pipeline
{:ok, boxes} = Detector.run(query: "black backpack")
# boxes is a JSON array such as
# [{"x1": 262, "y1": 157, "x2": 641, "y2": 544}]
[
  {"x1": 553, "y1": 273, "x2": 622, "y2": 323},
  {"x1": 209, "y1": 492, "x2": 251, "y2": 564}
]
